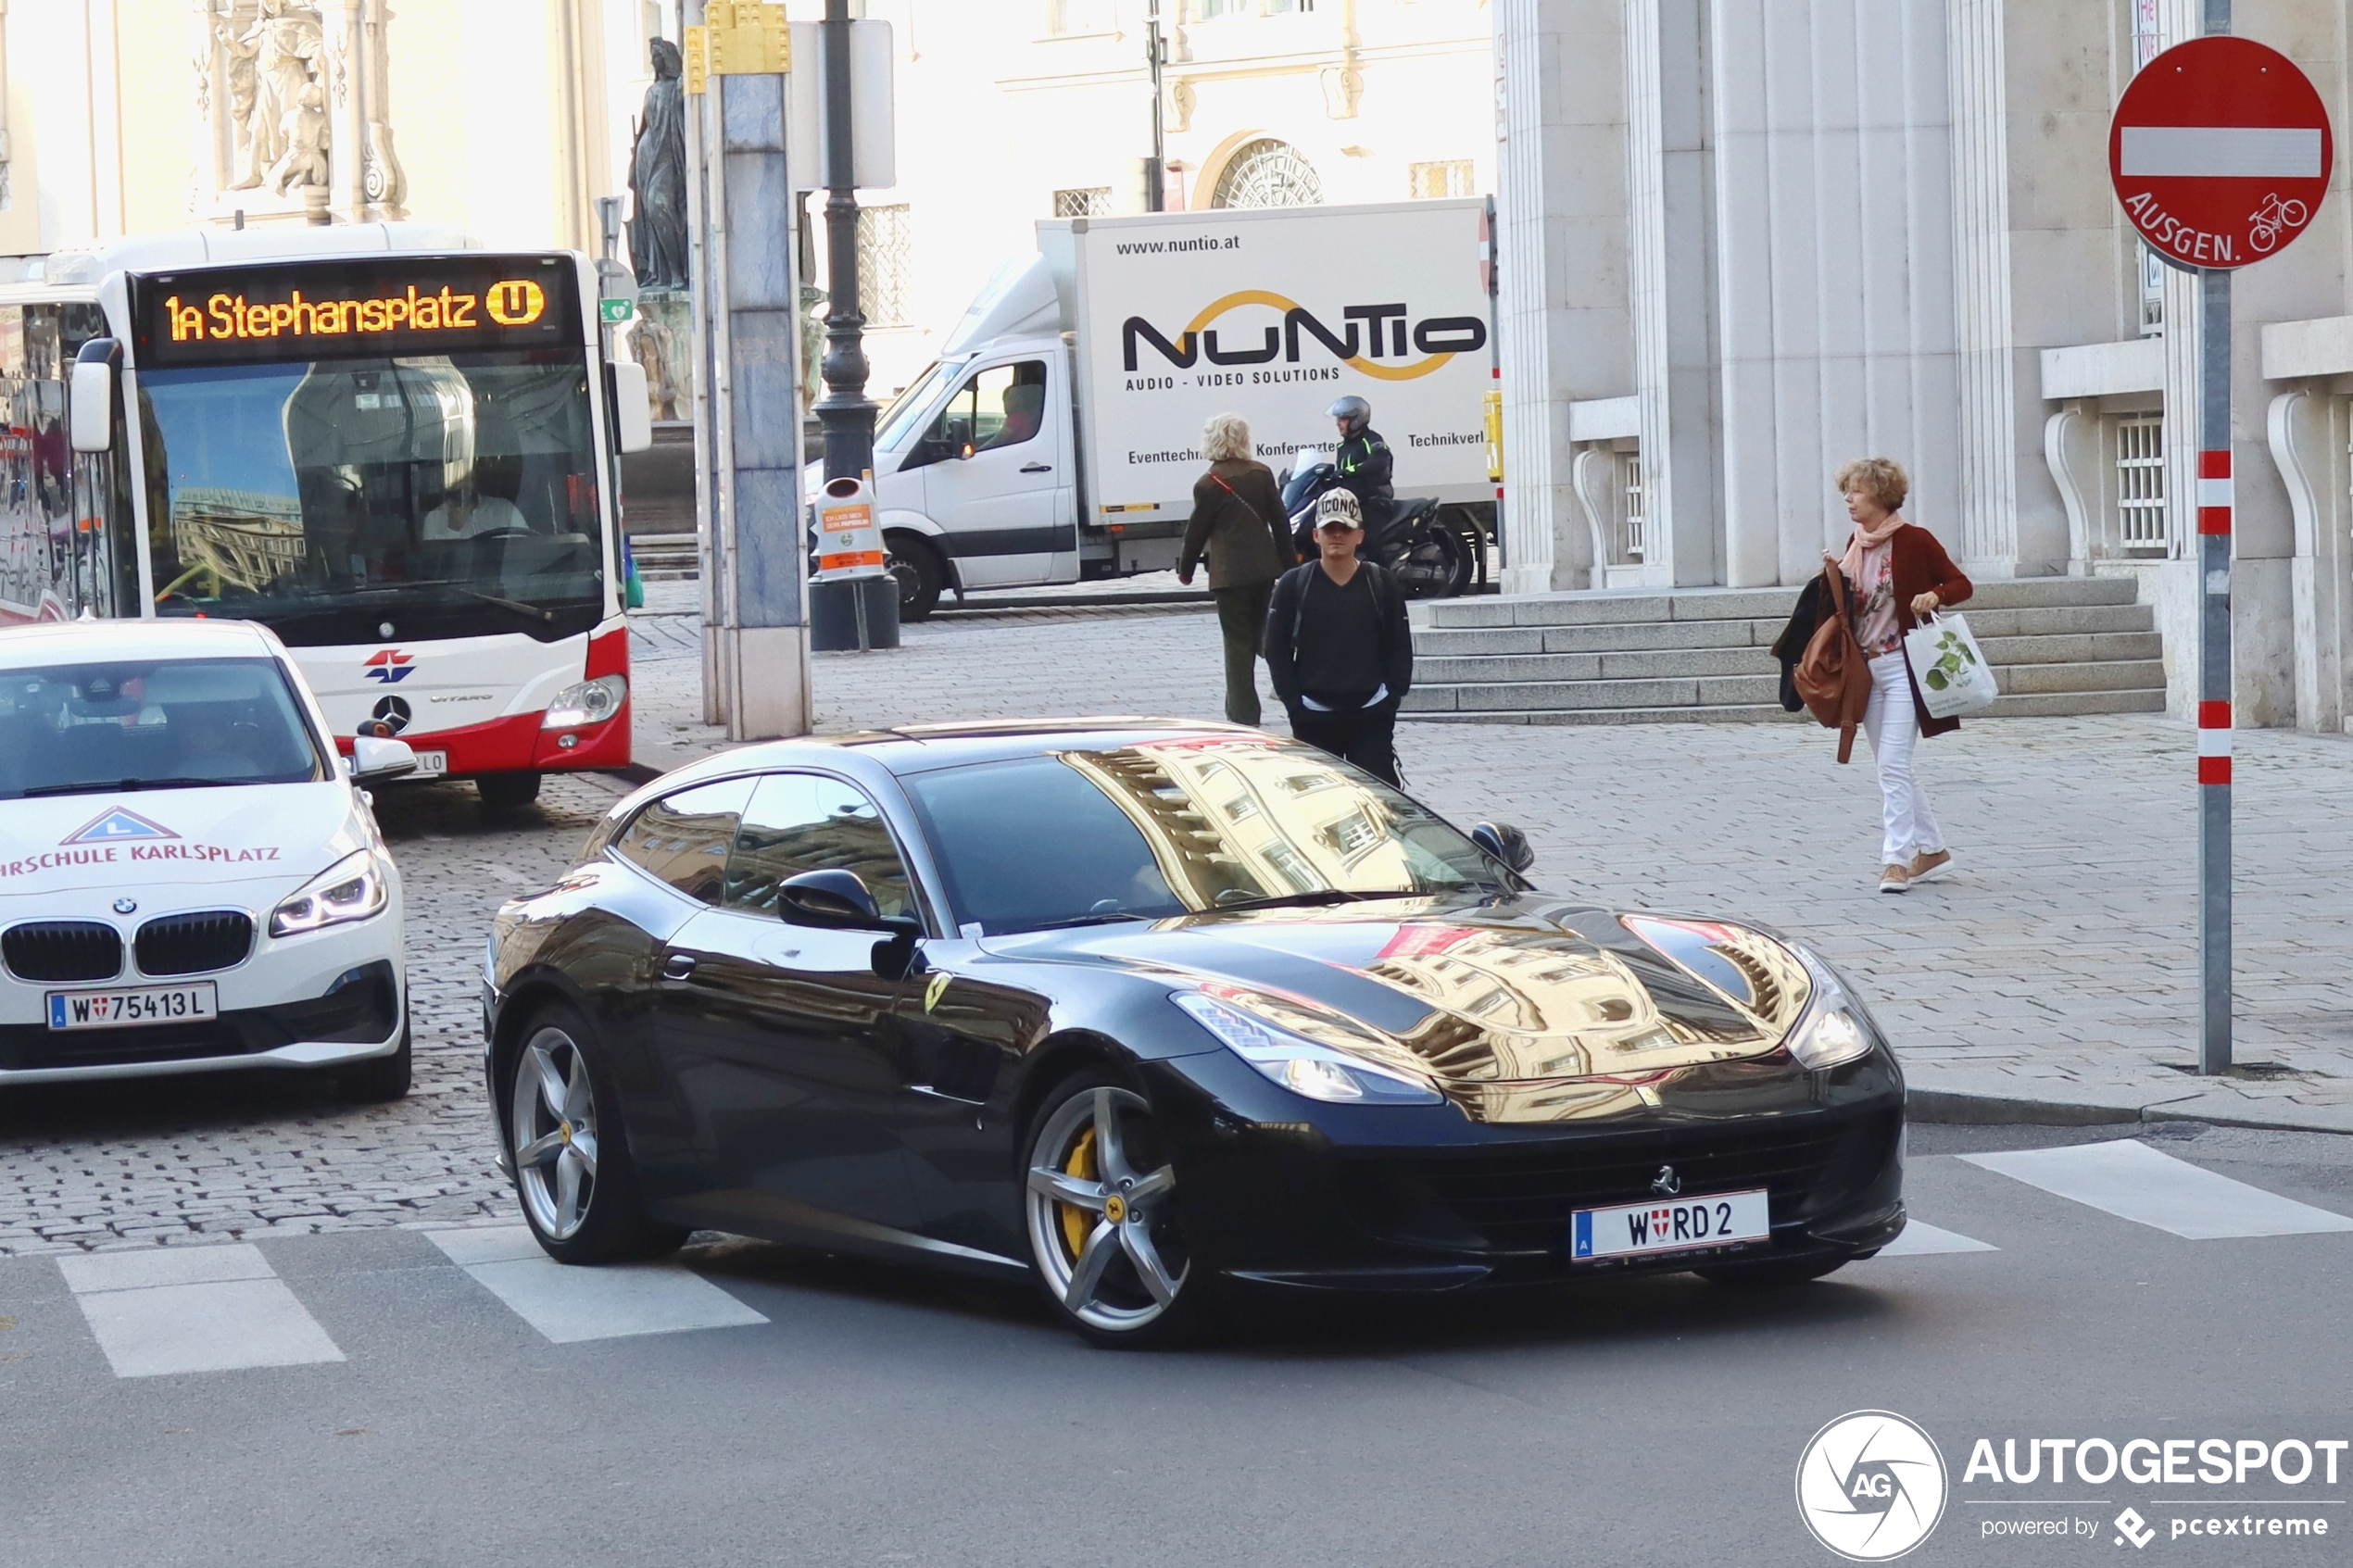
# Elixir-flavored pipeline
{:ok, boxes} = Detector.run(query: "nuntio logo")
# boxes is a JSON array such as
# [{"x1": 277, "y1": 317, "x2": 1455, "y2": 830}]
[{"x1": 1795, "y1": 1411, "x2": 1949, "y2": 1562}]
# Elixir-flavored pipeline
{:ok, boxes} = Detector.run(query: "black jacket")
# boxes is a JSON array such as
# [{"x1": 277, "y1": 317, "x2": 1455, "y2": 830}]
[
  {"x1": 1768, "y1": 573, "x2": 1832, "y2": 713},
  {"x1": 1333, "y1": 428, "x2": 1394, "y2": 502},
  {"x1": 1264, "y1": 560, "x2": 1413, "y2": 707}
]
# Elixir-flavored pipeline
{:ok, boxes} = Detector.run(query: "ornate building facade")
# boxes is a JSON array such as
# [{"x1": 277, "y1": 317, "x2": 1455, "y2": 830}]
[{"x1": 1492, "y1": 0, "x2": 2353, "y2": 731}]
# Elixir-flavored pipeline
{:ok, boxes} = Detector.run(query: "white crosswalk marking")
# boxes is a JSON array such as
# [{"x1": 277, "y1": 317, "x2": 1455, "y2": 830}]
[
  {"x1": 1958, "y1": 1138, "x2": 2353, "y2": 1240},
  {"x1": 425, "y1": 1225, "x2": 768, "y2": 1344},
  {"x1": 1870, "y1": 1221, "x2": 1998, "y2": 1258},
  {"x1": 57, "y1": 1243, "x2": 344, "y2": 1379}
]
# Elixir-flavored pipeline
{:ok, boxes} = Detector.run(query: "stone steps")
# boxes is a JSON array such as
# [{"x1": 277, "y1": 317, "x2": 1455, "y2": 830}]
[
  {"x1": 1404, "y1": 577, "x2": 2165, "y2": 724},
  {"x1": 628, "y1": 532, "x2": 700, "y2": 583}
]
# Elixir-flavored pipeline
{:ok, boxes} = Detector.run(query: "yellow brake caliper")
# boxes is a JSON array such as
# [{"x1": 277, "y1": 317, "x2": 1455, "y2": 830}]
[{"x1": 1060, "y1": 1126, "x2": 1098, "y2": 1257}]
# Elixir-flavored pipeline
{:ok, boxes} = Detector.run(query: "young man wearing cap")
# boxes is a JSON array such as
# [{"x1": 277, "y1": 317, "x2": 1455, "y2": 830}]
[{"x1": 1262, "y1": 489, "x2": 1414, "y2": 785}]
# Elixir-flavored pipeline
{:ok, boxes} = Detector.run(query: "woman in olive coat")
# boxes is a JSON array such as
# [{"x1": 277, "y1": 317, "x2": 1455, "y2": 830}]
[{"x1": 1177, "y1": 412, "x2": 1296, "y2": 725}]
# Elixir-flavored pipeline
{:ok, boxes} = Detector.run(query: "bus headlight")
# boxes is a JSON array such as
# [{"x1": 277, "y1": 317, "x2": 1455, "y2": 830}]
[{"x1": 543, "y1": 674, "x2": 627, "y2": 728}]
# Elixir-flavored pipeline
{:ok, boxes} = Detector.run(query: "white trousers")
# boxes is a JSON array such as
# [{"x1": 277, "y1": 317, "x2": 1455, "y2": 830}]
[{"x1": 1863, "y1": 649, "x2": 1944, "y2": 864}]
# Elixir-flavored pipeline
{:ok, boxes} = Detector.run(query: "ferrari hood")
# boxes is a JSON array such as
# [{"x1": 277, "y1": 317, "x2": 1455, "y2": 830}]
[
  {"x1": 986, "y1": 896, "x2": 1817, "y2": 1122},
  {"x1": 0, "y1": 782, "x2": 365, "y2": 899}
]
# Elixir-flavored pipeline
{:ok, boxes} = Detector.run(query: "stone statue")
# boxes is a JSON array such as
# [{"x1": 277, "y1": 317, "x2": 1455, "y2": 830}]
[
  {"x1": 628, "y1": 38, "x2": 689, "y2": 293},
  {"x1": 270, "y1": 83, "x2": 330, "y2": 194},
  {"x1": 229, "y1": 1, "x2": 326, "y2": 193}
]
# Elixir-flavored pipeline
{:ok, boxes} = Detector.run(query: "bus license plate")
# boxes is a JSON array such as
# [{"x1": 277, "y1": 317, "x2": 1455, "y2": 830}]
[
  {"x1": 47, "y1": 983, "x2": 220, "y2": 1031},
  {"x1": 411, "y1": 751, "x2": 448, "y2": 778},
  {"x1": 1572, "y1": 1188, "x2": 1769, "y2": 1261}
]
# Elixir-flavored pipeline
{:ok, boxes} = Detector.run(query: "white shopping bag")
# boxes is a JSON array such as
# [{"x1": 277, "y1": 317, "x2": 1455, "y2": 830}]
[{"x1": 1905, "y1": 612, "x2": 1997, "y2": 719}]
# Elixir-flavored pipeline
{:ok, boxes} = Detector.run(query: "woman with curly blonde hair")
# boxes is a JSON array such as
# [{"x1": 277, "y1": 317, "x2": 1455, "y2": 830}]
[
  {"x1": 1179, "y1": 412, "x2": 1294, "y2": 724},
  {"x1": 1825, "y1": 458, "x2": 1974, "y2": 895}
]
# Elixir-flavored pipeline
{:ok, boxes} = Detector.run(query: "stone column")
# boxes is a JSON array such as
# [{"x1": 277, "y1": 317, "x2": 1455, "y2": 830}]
[
  {"x1": 321, "y1": 0, "x2": 365, "y2": 220},
  {"x1": 1626, "y1": 0, "x2": 1720, "y2": 588},
  {"x1": 1947, "y1": 0, "x2": 2019, "y2": 573}
]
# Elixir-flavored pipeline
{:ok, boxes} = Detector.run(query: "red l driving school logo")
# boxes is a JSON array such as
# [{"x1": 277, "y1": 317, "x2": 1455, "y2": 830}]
[
  {"x1": 2109, "y1": 36, "x2": 2334, "y2": 270},
  {"x1": 363, "y1": 648, "x2": 415, "y2": 684}
]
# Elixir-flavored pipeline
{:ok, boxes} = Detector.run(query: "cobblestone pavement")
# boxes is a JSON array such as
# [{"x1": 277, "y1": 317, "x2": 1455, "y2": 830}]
[{"x1": 6, "y1": 592, "x2": 2347, "y2": 1256}]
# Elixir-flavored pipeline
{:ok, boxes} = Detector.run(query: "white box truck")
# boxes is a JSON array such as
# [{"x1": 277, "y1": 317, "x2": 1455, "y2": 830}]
[{"x1": 829, "y1": 199, "x2": 1496, "y2": 618}]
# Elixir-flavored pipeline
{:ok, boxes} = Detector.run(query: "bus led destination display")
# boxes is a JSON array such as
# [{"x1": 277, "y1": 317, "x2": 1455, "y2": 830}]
[{"x1": 130, "y1": 256, "x2": 580, "y2": 367}]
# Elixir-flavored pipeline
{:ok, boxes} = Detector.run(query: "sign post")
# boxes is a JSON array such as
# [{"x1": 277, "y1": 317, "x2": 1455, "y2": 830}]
[{"x1": 2107, "y1": 12, "x2": 2332, "y2": 1073}]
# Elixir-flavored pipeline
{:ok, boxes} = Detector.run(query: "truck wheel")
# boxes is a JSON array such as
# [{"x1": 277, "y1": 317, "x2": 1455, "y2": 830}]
[{"x1": 886, "y1": 532, "x2": 944, "y2": 621}]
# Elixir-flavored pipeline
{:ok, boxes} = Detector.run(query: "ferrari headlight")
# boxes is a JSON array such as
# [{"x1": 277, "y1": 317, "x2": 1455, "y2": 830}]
[
  {"x1": 543, "y1": 674, "x2": 627, "y2": 728},
  {"x1": 1785, "y1": 946, "x2": 1879, "y2": 1071},
  {"x1": 1172, "y1": 991, "x2": 1442, "y2": 1105},
  {"x1": 270, "y1": 848, "x2": 391, "y2": 937}
]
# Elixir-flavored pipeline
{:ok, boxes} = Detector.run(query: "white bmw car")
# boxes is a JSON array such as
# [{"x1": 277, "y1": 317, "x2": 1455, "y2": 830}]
[{"x1": 0, "y1": 620, "x2": 412, "y2": 1098}]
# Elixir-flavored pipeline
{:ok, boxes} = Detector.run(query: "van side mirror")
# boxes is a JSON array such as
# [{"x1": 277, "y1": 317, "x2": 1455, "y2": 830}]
[
  {"x1": 609, "y1": 360, "x2": 655, "y2": 454},
  {"x1": 69, "y1": 352, "x2": 117, "y2": 455}
]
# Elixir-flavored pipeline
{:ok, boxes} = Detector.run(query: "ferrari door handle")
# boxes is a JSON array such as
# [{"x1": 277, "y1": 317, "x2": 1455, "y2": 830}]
[
  {"x1": 661, "y1": 953, "x2": 698, "y2": 981},
  {"x1": 1020, "y1": 462, "x2": 1052, "y2": 474}
]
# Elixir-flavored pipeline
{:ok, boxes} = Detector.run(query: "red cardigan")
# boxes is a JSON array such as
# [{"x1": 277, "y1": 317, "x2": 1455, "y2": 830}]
[{"x1": 1849, "y1": 523, "x2": 1974, "y2": 737}]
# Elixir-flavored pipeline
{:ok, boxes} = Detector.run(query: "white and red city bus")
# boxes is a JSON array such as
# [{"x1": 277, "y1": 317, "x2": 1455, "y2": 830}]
[{"x1": 0, "y1": 223, "x2": 650, "y2": 807}]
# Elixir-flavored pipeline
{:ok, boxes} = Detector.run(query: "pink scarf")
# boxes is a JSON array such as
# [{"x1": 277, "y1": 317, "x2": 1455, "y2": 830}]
[{"x1": 1838, "y1": 513, "x2": 1905, "y2": 583}]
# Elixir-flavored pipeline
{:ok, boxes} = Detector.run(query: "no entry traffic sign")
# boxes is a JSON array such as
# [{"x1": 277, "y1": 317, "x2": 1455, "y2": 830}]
[{"x1": 2109, "y1": 36, "x2": 2332, "y2": 270}]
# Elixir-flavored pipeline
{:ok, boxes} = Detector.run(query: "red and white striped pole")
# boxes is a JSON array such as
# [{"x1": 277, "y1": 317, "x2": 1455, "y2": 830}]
[{"x1": 2196, "y1": 267, "x2": 2232, "y2": 1073}]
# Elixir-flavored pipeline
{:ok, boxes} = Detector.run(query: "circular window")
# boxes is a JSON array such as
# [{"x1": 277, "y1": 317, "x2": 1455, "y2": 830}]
[{"x1": 1209, "y1": 139, "x2": 1325, "y2": 209}]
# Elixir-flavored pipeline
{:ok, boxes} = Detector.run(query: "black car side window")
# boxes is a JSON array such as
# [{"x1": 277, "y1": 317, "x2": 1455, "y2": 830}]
[
  {"x1": 725, "y1": 772, "x2": 916, "y2": 921},
  {"x1": 611, "y1": 777, "x2": 754, "y2": 903}
]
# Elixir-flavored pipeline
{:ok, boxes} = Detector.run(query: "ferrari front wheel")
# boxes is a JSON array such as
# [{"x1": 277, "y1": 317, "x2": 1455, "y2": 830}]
[{"x1": 1023, "y1": 1073, "x2": 1202, "y2": 1348}]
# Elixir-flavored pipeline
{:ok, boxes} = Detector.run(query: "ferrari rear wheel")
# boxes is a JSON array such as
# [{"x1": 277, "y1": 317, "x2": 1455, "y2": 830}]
[{"x1": 1023, "y1": 1073, "x2": 1200, "y2": 1347}]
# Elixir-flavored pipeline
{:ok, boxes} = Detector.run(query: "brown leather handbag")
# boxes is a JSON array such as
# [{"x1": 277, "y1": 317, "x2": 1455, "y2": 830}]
[{"x1": 1794, "y1": 565, "x2": 1874, "y2": 763}]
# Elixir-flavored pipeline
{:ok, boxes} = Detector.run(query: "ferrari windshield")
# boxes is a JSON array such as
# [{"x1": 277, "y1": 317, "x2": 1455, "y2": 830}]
[
  {"x1": 0, "y1": 657, "x2": 328, "y2": 800},
  {"x1": 138, "y1": 349, "x2": 607, "y2": 646},
  {"x1": 902, "y1": 737, "x2": 1506, "y2": 936}
]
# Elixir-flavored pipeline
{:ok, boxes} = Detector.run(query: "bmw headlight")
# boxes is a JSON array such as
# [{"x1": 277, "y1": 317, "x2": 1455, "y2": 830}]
[
  {"x1": 271, "y1": 848, "x2": 391, "y2": 937},
  {"x1": 543, "y1": 674, "x2": 627, "y2": 729},
  {"x1": 1784, "y1": 946, "x2": 1880, "y2": 1071},
  {"x1": 1173, "y1": 990, "x2": 1443, "y2": 1105}
]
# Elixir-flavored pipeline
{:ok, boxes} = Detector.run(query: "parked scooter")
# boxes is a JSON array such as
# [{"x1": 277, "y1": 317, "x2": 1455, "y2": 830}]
[{"x1": 1279, "y1": 449, "x2": 1478, "y2": 597}]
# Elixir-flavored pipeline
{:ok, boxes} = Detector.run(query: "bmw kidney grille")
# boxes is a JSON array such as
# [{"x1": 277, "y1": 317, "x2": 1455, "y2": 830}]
[
  {"x1": 133, "y1": 911, "x2": 257, "y2": 978},
  {"x1": 3, "y1": 922, "x2": 126, "y2": 984}
]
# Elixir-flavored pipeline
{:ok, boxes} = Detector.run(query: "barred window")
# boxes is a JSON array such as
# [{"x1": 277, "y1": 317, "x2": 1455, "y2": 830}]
[
  {"x1": 1407, "y1": 160, "x2": 1475, "y2": 199},
  {"x1": 856, "y1": 204, "x2": 913, "y2": 329},
  {"x1": 1053, "y1": 187, "x2": 1113, "y2": 218},
  {"x1": 2115, "y1": 413, "x2": 2167, "y2": 551},
  {"x1": 1211, "y1": 140, "x2": 1323, "y2": 209}
]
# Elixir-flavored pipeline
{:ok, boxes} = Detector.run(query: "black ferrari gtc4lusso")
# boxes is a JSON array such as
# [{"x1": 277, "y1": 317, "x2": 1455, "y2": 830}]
[{"x1": 481, "y1": 720, "x2": 1905, "y2": 1345}]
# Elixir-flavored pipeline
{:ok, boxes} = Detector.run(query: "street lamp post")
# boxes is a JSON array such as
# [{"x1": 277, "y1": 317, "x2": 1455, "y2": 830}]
[
  {"x1": 1144, "y1": 1, "x2": 1165, "y2": 212},
  {"x1": 814, "y1": 0, "x2": 875, "y2": 481}
]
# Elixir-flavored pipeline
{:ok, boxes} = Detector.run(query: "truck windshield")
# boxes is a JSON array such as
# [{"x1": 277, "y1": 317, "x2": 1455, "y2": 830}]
[
  {"x1": 875, "y1": 360, "x2": 956, "y2": 452},
  {"x1": 138, "y1": 348, "x2": 607, "y2": 646}
]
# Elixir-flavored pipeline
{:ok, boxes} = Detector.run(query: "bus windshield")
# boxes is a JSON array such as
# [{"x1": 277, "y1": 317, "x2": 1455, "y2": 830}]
[{"x1": 138, "y1": 347, "x2": 607, "y2": 646}]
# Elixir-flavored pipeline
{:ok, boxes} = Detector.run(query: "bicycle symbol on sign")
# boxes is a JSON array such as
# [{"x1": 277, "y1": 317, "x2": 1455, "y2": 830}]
[{"x1": 2248, "y1": 192, "x2": 2310, "y2": 254}]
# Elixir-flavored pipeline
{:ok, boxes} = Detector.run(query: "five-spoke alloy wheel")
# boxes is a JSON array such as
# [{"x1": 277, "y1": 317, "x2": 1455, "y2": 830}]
[
  {"x1": 506, "y1": 1006, "x2": 686, "y2": 1263},
  {"x1": 1024, "y1": 1074, "x2": 1199, "y2": 1346}
]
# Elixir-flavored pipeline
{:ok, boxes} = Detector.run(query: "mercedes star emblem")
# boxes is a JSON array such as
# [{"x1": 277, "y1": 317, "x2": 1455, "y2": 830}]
[{"x1": 370, "y1": 695, "x2": 413, "y2": 735}]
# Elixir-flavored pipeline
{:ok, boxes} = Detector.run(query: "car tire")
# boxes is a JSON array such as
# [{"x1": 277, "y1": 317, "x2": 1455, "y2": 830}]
[
  {"x1": 477, "y1": 771, "x2": 543, "y2": 811},
  {"x1": 885, "y1": 532, "x2": 944, "y2": 621},
  {"x1": 1022, "y1": 1069, "x2": 1206, "y2": 1348},
  {"x1": 336, "y1": 1017, "x2": 412, "y2": 1103},
  {"x1": 1693, "y1": 1252, "x2": 1852, "y2": 1287},
  {"x1": 506, "y1": 1003, "x2": 687, "y2": 1264}
]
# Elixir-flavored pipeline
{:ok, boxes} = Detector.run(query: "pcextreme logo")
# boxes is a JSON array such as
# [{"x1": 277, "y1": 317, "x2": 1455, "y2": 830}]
[{"x1": 1796, "y1": 1411, "x2": 1950, "y2": 1562}]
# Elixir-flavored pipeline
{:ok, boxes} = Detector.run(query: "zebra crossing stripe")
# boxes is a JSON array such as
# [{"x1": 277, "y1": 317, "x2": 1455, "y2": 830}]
[
  {"x1": 1869, "y1": 1220, "x2": 1998, "y2": 1258},
  {"x1": 1959, "y1": 1138, "x2": 2353, "y2": 1240},
  {"x1": 425, "y1": 1225, "x2": 768, "y2": 1344},
  {"x1": 56, "y1": 1243, "x2": 344, "y2": 1379}
]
